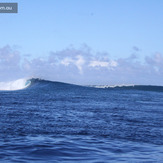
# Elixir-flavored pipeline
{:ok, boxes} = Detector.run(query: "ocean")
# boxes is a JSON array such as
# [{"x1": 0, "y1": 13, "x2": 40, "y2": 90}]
[{"x1": 0, "y1": 78, "x2": 163, "y2": 162}]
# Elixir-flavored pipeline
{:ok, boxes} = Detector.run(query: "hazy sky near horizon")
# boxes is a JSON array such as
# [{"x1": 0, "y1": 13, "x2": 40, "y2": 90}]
[{"x1": 0, "y1": 0, "x2": 163, "y2": 85}]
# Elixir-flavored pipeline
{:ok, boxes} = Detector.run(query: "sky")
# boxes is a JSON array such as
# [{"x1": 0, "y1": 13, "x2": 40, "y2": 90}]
[{"x1": 0, "y1": 0, "x2": 163, "y2": 85}]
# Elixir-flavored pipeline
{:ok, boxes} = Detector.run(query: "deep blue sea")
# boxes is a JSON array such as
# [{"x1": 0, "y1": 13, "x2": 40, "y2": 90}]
[{"x1": 0, "y1": 79, "x2": 163, "y2": 162}]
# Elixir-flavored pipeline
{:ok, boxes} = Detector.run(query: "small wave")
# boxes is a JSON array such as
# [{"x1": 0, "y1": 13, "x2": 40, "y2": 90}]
[
  {"x1": 89, "y1": 84, "x2": 163, "y2": 92},
  {"x1": 90, "y1": 84, "x2": 135, "y2": 88},
  {"x1": 0, "y1": 78, "x2": 31, "y2": 91}
]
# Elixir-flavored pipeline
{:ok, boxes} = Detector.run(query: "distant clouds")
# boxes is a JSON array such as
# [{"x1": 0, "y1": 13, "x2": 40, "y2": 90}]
[
  {"x1": 89, "y1": 60, "x2": 117, "y2": 68},
  {"x1": 0, "y1": 45, "x2": 163, "y2": 85},
  {"x1": 61, "y1": 55, "x2": 85, "y2": 74},
  {"x1": 133, "y1": 46, "x2": 141, "y2": 52},
  {"x1": 0, "y1": 45, "x2": 23, "y2": 81}
]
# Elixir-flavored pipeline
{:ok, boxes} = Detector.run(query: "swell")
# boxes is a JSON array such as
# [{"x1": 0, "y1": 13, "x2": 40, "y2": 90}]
[
  {"x1": 1, "y1": 78, "x2": 163, "y2": 92},
  {"x1": 30, "y1": 79, "x2": 163, "y2": 92}
]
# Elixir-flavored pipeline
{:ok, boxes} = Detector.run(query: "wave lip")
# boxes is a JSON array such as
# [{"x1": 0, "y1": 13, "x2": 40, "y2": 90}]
[{"x1": 0, "y1": 78, "x2": 31, "y2": 91}]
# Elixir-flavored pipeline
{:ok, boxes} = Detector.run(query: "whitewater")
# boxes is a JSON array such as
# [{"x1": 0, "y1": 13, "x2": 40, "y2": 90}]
[
  {"x1": 0, "y1": 78, "x2": 31, "y2": 91},
  {"x1": 0, "y1": 78, "x2": 163, "y2": 162}
]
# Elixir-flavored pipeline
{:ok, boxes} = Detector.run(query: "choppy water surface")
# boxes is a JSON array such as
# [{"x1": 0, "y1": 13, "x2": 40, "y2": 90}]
[{"x1": 0, "y1": 79, "x2": 163, "y2": 162}]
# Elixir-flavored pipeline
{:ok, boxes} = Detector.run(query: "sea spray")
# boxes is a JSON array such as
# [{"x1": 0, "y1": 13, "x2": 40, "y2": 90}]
[{"x1": 0, "y1": 78, "x2": 31, "y2": 91}]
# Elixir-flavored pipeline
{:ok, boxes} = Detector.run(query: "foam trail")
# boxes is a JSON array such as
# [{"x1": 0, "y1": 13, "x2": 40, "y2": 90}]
[
  {"x1": 89, "y1": 84, "x2": 135, "y2": 88},
  {"x1": 0, "y1": 79, "x2": 31, "y2": 91}
]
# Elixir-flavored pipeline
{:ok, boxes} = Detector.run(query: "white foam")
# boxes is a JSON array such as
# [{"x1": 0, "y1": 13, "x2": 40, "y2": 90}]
[
  {"x1": 0, "y1": 78, "x2": 31, "y2": 91},
  {"x1": 89, "y1": 84, "x2": 135, "y2": 88}
]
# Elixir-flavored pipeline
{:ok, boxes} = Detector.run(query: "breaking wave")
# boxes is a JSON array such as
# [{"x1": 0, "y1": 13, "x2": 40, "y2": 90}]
[
  {"x1": 0, "y1": 78, "x2": 31, "y2": 91},
  {"x1": 1, "y1": 78, "x2": 163, "y2": 92}
]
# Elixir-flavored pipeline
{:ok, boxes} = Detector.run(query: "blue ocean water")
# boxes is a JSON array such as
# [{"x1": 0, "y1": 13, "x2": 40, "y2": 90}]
[{"x1": 0, "y1": 79, "x2": 163, "y2": 162}]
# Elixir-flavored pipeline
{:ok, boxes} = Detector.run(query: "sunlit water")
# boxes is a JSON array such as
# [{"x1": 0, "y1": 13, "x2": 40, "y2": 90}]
[{"x1": 0, "y1": 79, "x2": 163, "y2": 162}]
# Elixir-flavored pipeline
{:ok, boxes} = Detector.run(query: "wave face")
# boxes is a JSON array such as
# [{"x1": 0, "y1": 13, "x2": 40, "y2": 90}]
[
  {"x1": 1, "y1": 78, "x2": 163, "y2": 92},
  {"x1": 26, "y1": 78, "x2": 163, "y2": 92},
  {"x1": 0, "y1": 78, "x2": 31, "y2": 91},
  {"x1": 0, "y1": 78, "x2": 163, "y2": 162}
]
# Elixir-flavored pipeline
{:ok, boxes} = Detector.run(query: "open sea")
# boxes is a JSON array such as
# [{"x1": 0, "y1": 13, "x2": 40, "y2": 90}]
[{"x1": 0, "y1": 78, "x2": 163, "y2": 162}]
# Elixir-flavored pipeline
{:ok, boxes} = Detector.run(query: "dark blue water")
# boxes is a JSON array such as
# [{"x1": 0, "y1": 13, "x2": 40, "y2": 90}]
[{"x1": 0, "y1": 79, "x2": 163, "y2": 162}]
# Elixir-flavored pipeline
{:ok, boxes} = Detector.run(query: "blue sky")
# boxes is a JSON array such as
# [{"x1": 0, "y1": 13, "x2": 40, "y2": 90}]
[{"x1": 0, "y1": 0, "x2": 163, "y2": 85}]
